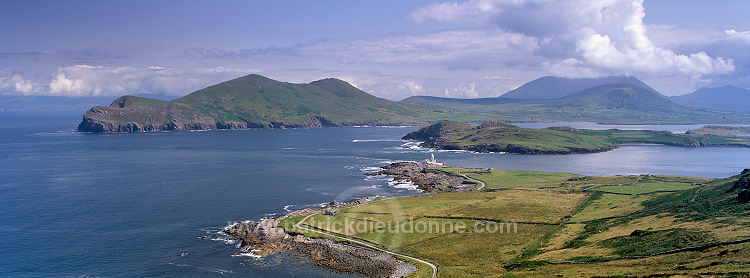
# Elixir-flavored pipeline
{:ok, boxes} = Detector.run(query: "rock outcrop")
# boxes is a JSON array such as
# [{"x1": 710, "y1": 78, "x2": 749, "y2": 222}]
[
  {"x1": 224, "y1": 217, "x2": 416, "y2": 278},
  {"x1": 369, "y1": 161, "x2": 475, "y2": 192}
]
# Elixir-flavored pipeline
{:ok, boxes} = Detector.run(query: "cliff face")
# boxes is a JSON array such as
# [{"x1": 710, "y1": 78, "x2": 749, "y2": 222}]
[
  {"x1": 77, "y1": 74, "x2": 426, "y2": 133},
  {"x1": 77, "y1": 101, "x2": 383, "y2": 133}
]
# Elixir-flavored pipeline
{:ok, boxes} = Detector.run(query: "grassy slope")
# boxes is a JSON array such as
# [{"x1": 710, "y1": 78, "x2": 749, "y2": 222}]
[
  {"x1": 523, "y1": 173, "x2": 750, "y2": 277},
  {"x1": 283, "y1": 168, "x2": 750, "y2": 277},
  {"x1": 173, "y1": 75, "x2": 426, "y2": 125}
]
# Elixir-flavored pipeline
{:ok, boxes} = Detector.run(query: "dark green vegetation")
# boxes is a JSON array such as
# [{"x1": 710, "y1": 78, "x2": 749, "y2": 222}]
[
  {"x1": 403, "y1": 121, "x2": 750, "y2": 154},
  {"x1": 402, "y1": 83, "x2": 750, "y2": 124},
  {"x1": 673, "y1": 85, "x2": 750, "y2": 112},
  {"x1": 77, "y1": 74, "x2": 489, "y2": 132},
  {"x1": 282, "y1": 167, "x2": 750, "y2": 277},
  {"x1": 515, "y1": 170, "x2": 750, "y2": 277}
]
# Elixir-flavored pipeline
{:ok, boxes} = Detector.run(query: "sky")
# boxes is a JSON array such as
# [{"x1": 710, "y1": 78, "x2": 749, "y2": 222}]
[{"x1": 2, "y1": 0, "x2": 750, "y2": 100}]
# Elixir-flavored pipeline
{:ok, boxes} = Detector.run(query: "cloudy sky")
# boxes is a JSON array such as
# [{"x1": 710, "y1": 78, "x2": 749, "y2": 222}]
[{"x1": 2, "y1": 0, "x2": 750, "y2": 100}]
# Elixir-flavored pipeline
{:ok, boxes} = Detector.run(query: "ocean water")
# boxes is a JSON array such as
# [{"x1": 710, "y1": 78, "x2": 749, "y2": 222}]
[{"x1": 1, "y1": 112, "x2": 749, "y2": 278}]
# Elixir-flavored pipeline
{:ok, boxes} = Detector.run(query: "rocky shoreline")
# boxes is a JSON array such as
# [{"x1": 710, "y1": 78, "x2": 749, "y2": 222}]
[
  {"x1": 224, "y1": 217, "x2": 416, "y2": 278},
  {"x1": 368, "y1": 161, "x2": 476, "y2": 192},
  {"x1": 223, "y1": 197, "x2": 417, "y2": 278},
  {"x1": 221, "y1": 162, "x2": 471, "y2": 277}
]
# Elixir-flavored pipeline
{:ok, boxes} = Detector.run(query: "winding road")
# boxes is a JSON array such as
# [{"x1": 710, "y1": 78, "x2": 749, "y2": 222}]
[
  {"x1": 458, "y1": 173, "x2": 487, "y2": 191},
  {"x1": 294, "y1": 213, "x2": 438, "y2": 278}
]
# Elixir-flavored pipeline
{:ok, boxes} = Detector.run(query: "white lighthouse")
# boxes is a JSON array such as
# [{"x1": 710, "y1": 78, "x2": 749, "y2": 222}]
[{"x1": 425, "y1": 153, "x2": 444, "y2": 166}]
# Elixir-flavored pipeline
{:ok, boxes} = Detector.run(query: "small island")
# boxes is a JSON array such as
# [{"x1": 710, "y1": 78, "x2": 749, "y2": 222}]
[{"x1": 402, "y1": 121, "x2": 750, "y2": 155}]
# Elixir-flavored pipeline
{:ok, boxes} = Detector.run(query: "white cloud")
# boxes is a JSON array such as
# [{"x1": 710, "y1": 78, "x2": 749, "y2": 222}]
[
  {"x1": 46, "y1": 65, "x2": 260, "y2": 97},
  {"x1": 725, "y1": 29, "x2": 750, "y2": 44},
  {"x1": 0, "y1": 70, "x2": 36, "y2": 95},
  {"x1": 398, "y1": 81, "x2": 425, "y2": 95},
  {"x1": 411, "y1": 0, "x2": 735, "y2": 79},
  {"x1": 444, "y1": 82, "x2": 479, "y2": 98}
]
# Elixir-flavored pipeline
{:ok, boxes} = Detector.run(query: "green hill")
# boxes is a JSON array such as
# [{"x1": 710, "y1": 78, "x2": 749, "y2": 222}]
[
  {"x1": 78, "y1": 74, "x2": 469, "y2": 132},
  {"x1": 557, "y1": 83, "x2": 680, "y2": 111}
]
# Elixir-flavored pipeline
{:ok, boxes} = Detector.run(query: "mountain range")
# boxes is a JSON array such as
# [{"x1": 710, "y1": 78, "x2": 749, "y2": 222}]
[
  {"x1": 76, "y1": 74, "x2": 750, "y2": 132},
  {"x1": 672, "y1": 85, "x2": 750, "y2": 112},
  {"x1": 402, "y1": 76, "x2": 750, "y2": 124}
]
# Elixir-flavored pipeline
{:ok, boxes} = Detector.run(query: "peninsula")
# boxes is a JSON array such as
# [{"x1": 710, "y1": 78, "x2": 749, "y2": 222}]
[
  {"x1": 403, "y1": 121, "x2": 750, "y2": 154},
  {"x1": 225, "y1": 160, "x2": 750, "y2": 277}
]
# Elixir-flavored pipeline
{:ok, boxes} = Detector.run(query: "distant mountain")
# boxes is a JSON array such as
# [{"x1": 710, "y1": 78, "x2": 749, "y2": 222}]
[
  {"x1": 78, "y1": 74, "x2": 434, "y2": 132},
  {"x1": 401, "y1": 83, "x2": 675, "y2": 111},
  {"x1": 557, "y1": 83, "x2": 679, "y2": 111},
  {"x1": 500, "y1": 75, "x2": 657, "y2": 99},
  {"x1": 672, "y1": 85, "x2": 750, "y2": 112},
  {"x1": 402, "y1": 81, "x2": 750, "y2": 124}
]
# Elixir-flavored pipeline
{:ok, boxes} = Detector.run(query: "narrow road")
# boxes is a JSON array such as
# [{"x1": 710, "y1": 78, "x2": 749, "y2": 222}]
[
  {"x1": 458, "y1": 173, "x2": 487, "y2": 191},
  {"x1": 294, "y1": 214, "x2": 438, "y2": 278}
]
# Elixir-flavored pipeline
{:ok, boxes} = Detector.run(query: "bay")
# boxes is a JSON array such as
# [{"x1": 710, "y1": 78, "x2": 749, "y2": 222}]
[{"x1": 1, "y1": 112, "x2": 748, "y2": 277}]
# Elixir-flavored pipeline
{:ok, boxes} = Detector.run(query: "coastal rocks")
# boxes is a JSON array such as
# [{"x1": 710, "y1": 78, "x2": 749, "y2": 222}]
[
  {"x1": 223, "y1": 216, "x2": 416, "y2": 278},
  {"x1": 370, "y1": 161, "x2": 474, "y2": 192},
  {"x1": 297, "y1": 236, "x2": 417, "y2": 278}
]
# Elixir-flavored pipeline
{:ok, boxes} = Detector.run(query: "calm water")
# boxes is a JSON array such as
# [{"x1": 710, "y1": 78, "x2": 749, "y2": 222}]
[{"x1": 1, "y1": 112, "x2": 749, "y2": 278}]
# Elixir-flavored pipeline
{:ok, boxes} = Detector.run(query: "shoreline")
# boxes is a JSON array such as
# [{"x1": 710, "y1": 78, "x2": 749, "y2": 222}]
[
  {"x1": 222, "y1": 197, "x2": 418, "y2": 278},
  {"x1": 221, "y1": 161, "x2": 469, "y2": 277}
]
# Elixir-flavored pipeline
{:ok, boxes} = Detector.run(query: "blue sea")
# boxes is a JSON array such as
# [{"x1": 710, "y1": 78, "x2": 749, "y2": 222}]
[{"x1": 1, "y1": 111, "x2": 749, "y2": 277}]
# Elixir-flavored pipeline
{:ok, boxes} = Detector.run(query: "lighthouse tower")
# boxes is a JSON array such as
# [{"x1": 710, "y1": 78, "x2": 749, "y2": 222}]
[{"x1": 425, "y1": 153, "x2": 444, "y2": 166}]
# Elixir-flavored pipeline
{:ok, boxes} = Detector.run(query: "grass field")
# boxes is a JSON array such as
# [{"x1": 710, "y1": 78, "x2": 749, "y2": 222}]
[
  {"x1": 438, "y1": 168, "x2": 581, "y2": 190},
  {"x1": 568, "y1": 192, "x2": 656, "y2": 222},
  {"x1": 592, "y1": 181, "x2": 705, "y2": 195},
  {"x1": 280, "y1": 167, "x2": 750, "y2": 277}
]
